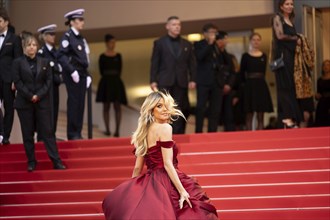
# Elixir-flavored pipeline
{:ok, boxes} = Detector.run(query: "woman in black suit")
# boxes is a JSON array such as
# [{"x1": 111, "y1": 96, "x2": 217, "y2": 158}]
[{"x1": 13, "y1": 35, "x2": 66, "y2": 172}]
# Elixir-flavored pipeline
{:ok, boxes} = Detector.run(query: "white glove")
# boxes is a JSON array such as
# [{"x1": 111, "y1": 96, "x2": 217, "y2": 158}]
[
  {"x1": 86, "y1": 76, "x2": 92, "y2": 88},
  {"x1": 58, "y1": 64, "x2": 63, "y2": 73},
  {"x1": 71, "y1": 70, "x2": 80, "y2": 83}
]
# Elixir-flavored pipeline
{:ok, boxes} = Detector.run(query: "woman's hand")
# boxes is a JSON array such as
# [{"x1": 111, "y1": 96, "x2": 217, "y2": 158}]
[
  {"x1": 31, "y1": 95, "x2": 39, "y2": 103},
  {"x1": 297, "y1": 37, "x2": 302, "y2": 46},
  {"x1": 179, "y1": 190, "x2": 192, "y2": 209}
]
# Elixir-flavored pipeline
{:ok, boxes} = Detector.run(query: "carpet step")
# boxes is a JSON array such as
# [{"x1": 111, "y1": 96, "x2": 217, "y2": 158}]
[
  {"x1": 0, "y1": 138, "x2": 329, "y2": 163},
  {"x1": 0, "y1": 202, "x2": 103, "y2": 216},
  {"x1": 1, "y1": 159, "x2": 330, "y2": 181},
  {"x1": 2, "y1": 135, "x2": 328, "y2": 156},
  {"x1": 1, "y1": 209, "x2": 329, "y2": 220},
  {"x1": 178, "y1": 148, "x2": 330, "y2": 164},
  {"x1": 211, "y1": 195, "x2": 330, "y2": 209},
  {"x1": 2, "y1": 182, "x2": 329, "y2": 204},
  {"x1": 1, "y1": 170, "x2": 329, "y2": 193},
  {"x1": 1, "y1": 159, "x2": 329, "y2": 181},
  {"x1": 218, "y1": 208, "x2": 330, "y2": 220},
  {"x1": 0, "y1": 146, "x2": 134, "y2": 160},
  {"x1": 0, "y1": 196, "x2": 329, "y2": 217},
  {"x1": 0, "y1": 156, "x2": 136, "y2": 172},
  {"x1": 204, "y1": 182, "x2": 330, "y2": 197},
  {"x1": 0, "y1": 190, "x2": 109, "y2": 205},
  {"x1": 2, "y1": 149, "x2": 329, "y2": 172},
  {"x1": 188, "y1": 127, "x2": 330, "y2": 143},
  {"x1": 179, "y1": 137, "x2": 329, "y2": 153},
  {"x1": 0, "y1": 215, "x2": 104, "y2": 220}
]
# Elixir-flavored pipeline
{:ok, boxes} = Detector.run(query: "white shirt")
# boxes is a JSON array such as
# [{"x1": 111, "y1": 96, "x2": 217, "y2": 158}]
[
  {"x1": 71, "y1": 27, "x2": 79, "y2": 36},
  {"x1": 45, "y1": 43, "x2": 53, "y2": 52},
  {"x1": 0, "y1": 30, "x2": 8, "y2": 50}
]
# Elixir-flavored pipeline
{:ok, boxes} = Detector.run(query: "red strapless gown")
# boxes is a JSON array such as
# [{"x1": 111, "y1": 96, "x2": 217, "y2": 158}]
[{"x1": 102, "y1": 141, "x2": 218, "y2": 220}]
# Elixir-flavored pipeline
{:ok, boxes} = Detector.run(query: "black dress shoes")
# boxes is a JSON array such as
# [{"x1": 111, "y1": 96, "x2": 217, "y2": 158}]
[
  {"x1": 53, "y1": 162, "x2": 66, "y2": 170},
  {"x1": 2, "y1": 138, "x2": 10, "y2": 145},
  {"x1": 69, "y1": 136, "x2": 83, "y2": 140},
  {"x1": 27, "y1": 163, "x2": 37, "y2": 172}
]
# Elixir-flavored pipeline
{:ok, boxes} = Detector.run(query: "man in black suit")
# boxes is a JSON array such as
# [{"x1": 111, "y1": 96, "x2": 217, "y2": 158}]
[
  {"x1": 150, "y1": 16, "x2": 196, "y2": 134},
  {"x1": 0, "y1": 9, "x2": 23, "y2": 144},
  {"x1": 194, "y1": 23, "x2": 224, "y2": 133}
]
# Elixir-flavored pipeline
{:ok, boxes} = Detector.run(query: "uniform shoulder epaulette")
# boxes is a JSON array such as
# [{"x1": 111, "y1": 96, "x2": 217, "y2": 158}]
[
  {"x1": 65, "y1": 32, "x2": 70, "y2": 37},
  {"x1": 38, "y1": 48, "x2": 44, "y2": 54}
]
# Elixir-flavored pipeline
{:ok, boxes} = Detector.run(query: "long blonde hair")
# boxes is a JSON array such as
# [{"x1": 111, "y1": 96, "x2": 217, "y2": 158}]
[{"x1": 131, "y1": 91, "x2": 185, "y2": 156}]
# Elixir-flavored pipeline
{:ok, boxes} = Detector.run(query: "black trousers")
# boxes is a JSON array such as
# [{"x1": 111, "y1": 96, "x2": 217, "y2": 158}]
[
  {"x1": 221, "y1": 93, "x2": 236, "y2": 131},
  {"x1": 195, "y1": 84, "x2": 223, "y2": 133},
  {"x1": 64, "y1": 73, "x2": 87, "y2": 139},
  {"x1": 159, "y1": 85, "x2": 190, "y2": 134},
  {"x1": 2, "y1": 83, "x2": 15, "y2": 139},
  {"x1": 53, "y1": 84, "x2": 60, "y2": 133},
  {"x1": 17, "y1": 106, "x2": 61, "y2": 164}
]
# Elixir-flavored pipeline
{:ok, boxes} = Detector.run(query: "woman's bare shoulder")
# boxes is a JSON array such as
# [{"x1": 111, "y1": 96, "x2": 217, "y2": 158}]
[{"x1": 153, "y1": 123, "x2": 172, "y2": 139}]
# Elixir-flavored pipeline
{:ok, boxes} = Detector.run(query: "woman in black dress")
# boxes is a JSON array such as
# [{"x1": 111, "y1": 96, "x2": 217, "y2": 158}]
[
  {"x1": 272, "y1": 0, "x2": 302, "y2": 128},
  {"x1": 315, "y1": 60, "x2": 330, "y2": 127},
  {"x1": 239, "y1": 33, "x2": 273, "y2": 130},
  {"x1": 96, "y1": 34, "x2": 127, "y2": 137}
]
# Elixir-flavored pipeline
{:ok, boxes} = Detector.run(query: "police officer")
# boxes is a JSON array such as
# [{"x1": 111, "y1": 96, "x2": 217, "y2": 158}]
[
  {"x1": 37, "y1": 24, "x2": 63, "y2": 135},
  {"x1": 57, "y1": 9, "x2": 92, "y2": 140}
]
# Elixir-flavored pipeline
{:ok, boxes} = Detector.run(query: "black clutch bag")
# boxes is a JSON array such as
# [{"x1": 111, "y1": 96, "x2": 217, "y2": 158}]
[{"x1": 270, "y1": 54, "x2": 284, "y2": 71}]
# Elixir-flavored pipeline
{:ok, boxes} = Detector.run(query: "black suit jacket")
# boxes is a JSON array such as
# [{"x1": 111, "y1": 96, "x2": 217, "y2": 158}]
[
  {"x1": 0, "y1": 31, "x2": 23, "y2": 83},
  {"x1": 12, "y1": 56, "x2": 52, "y2": 109},
  {"x1": 194, "y1": 39, "x2": 218, "y2": 86},
  {"x1": 150, "y1": 35, "x2": 196, "y2": 88}
]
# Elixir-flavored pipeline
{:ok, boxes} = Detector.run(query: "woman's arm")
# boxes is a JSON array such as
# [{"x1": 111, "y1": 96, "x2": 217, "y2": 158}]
[
  {"x1": 36, "y1": 60, "x2": 52, "y2": 100},
  {"x1": 273, "y1": 15, "x2": 298, "y2": 41},
  {"x1": 160, "y1": 124, "x2": 192, "y2": 209},
  {"x1": 12, "y1": 59, "x2": 34, "y2": 100},
  {"x1": 132, "y1": 156, "x2": 144, "y2": 178}
]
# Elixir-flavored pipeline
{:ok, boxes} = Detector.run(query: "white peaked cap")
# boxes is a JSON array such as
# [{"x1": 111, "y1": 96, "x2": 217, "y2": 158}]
[
  {"x1": 64, "y1": 8, "x2": 85, "y2": 19},
  {"x1": 37, "y1": 24, "x2": 57, "y2": 33}
]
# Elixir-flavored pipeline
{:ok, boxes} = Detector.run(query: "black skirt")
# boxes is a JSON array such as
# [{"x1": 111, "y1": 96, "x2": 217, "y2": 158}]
[
  {"x1": 243, "y1": 78, "x2": 274, "y2": 113},
  {"x1": 96, "y1": 75, "x2": 127, "y2": 105}
]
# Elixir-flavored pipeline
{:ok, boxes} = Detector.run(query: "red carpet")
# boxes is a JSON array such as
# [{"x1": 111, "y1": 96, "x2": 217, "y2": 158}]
[{"x1": 0, "y1": 127, "x2": 329, "y2": 220}]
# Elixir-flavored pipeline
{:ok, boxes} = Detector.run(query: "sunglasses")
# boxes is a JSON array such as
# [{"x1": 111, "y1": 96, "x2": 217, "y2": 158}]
[{"x1": 46, "y1": 32, "x2": 56, "y2": 36}]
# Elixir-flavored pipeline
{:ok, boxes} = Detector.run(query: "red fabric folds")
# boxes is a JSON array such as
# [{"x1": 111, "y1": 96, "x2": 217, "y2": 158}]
[{"x1": 103, "y1": 141, "x2": 218, "y2": 220}]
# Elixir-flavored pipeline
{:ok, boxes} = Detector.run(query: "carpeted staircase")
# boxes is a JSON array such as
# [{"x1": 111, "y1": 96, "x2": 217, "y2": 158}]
[{"x1": 1, "y1": 127, "x2": 329, "y2": 220}]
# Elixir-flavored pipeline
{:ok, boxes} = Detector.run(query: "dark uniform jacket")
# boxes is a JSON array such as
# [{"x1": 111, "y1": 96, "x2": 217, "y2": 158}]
[
  {"x1": 57, "y1": 28, "x2": 89, "y2": 76},
  {"x1": 12, "y1": 56, "x2": 52, "y2": 109},
  {"x1": 38, "y1": 45, "x2": 62, "y2": 85}
]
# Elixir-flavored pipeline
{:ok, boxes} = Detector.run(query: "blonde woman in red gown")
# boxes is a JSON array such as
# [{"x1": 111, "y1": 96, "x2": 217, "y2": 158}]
[{"x1": 103, "y1": 91, "x2": 218, "y2": 220}]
